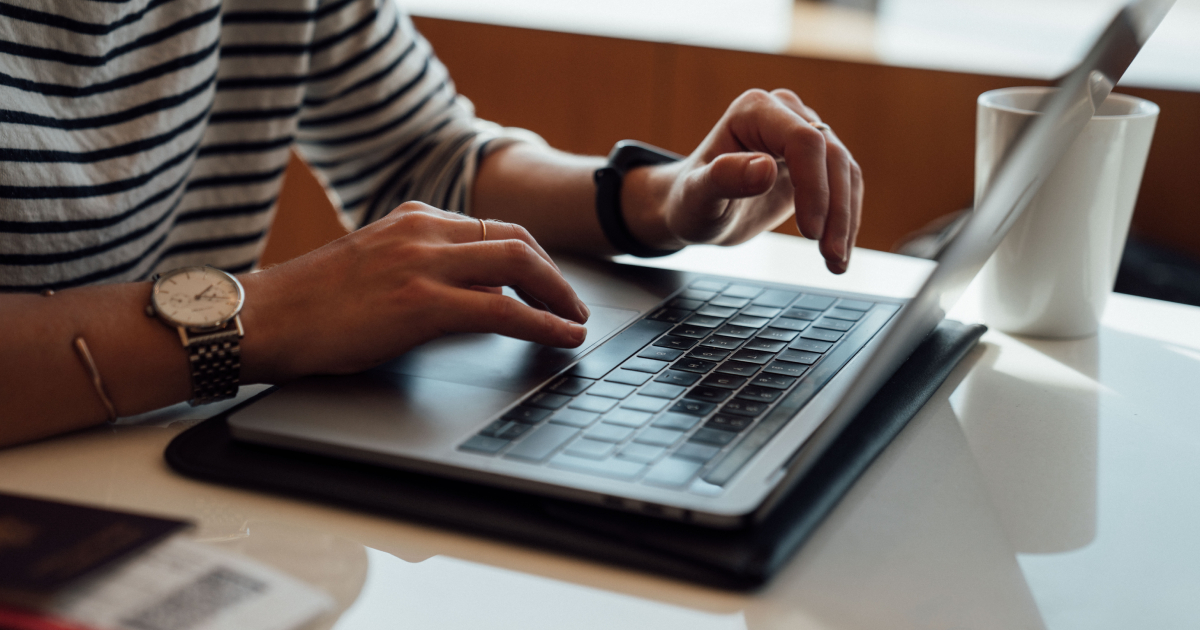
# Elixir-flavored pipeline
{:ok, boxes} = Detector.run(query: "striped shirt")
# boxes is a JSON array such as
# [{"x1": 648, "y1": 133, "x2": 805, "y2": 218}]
[{"x1": 0, "y1": 0, "x2": 533, "y2": 292}]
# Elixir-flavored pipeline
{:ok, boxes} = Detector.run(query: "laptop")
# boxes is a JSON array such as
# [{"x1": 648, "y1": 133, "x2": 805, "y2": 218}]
[{"x1": 228, "y1": 0, "x2": 1173, "y2": 528}]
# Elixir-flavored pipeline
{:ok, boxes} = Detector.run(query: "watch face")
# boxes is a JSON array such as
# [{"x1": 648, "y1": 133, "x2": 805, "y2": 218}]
[{"x1": 152, "y1": 267, "x2": 244, "y2": 328}]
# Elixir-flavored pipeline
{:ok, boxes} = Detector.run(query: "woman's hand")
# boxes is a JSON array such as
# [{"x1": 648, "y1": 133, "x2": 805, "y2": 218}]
[
  {"x1": 240, "y1": 202, "x2": 590, "y2": 383},
  {"x1": 622, "y1": 88, "x2": 863, "y2": 274}
]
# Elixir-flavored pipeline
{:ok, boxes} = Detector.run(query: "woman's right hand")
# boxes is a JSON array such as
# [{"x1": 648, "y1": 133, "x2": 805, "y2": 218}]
[{"x1": 239, "y1": 202, "x2": 590, "y2": 384}]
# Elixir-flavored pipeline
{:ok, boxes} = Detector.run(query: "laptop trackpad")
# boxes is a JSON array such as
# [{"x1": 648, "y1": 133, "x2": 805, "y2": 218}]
[
  {"x1": 229, "y1": 305, "x2": 638, "y2": 456},
  {"x1": 380, "y1": 304, "x2": 637, "y2": 393}
]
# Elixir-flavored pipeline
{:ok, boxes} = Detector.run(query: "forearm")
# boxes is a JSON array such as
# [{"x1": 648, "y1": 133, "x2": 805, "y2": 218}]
[
  {"x1": 471, "y1": 142, "x2": 679, "y2": 255},
  {"x1": 0, "y1": 284, "x2": 192, "y2": 447}
]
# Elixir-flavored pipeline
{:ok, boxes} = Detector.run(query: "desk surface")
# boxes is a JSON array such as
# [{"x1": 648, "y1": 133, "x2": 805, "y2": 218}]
[{"x1": 3, "y1": 234, "x2": 1199, "y2": 630}]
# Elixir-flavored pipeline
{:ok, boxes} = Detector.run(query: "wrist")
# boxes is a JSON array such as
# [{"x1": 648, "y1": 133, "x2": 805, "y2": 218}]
[{"x1": 620, "y1": 161, "x2": 687, "y2": 253}]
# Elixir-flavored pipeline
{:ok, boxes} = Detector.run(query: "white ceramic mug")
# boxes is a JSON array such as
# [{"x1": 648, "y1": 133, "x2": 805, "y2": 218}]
[{"x1": 976, "y1": 87, "x2": 1158, "y2": 338}]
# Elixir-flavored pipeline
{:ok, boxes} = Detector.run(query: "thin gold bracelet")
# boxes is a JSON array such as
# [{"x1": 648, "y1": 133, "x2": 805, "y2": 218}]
[{"x1": 42, "y1": 289, "x2": 118, "y2": 423}]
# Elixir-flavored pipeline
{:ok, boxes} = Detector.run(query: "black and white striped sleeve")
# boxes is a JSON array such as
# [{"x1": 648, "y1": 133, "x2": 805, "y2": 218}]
[{"x1": 293, "y1": 0, "x2": 541, "y2": 229}]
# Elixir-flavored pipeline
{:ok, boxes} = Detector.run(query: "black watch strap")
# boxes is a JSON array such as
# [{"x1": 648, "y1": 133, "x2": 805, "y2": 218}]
[{"x1": 594, "y1": 140, "x2": 684, "y2": 258}]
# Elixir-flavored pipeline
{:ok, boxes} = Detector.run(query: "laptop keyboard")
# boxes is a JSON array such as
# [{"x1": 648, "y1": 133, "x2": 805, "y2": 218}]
[{"x1": 458, "y1": 279, "x2": 898, "y2": 493}]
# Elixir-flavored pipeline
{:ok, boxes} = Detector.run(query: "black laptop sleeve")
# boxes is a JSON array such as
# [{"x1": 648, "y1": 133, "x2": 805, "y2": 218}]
[{"x1": 165, "y1": 319, "x2": 985, "y2": 590}]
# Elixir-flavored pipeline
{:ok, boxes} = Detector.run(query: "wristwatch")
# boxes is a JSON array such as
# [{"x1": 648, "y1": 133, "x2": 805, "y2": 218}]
[
  {"x1": 146, "y1": 266, "x2": 245, "y2": 406},
  {"x1": 594, "y1": 140, "x2": 685, "y2": 258}
]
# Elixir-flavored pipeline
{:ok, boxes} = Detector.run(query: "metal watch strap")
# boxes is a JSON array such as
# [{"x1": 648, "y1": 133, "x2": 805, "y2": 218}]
[
  {"x1": 186, "y1": 327, "x2": 241, "y2": 406},
  {"x1": 594, "y1": 140, "x2": 685, "y2": 258}
]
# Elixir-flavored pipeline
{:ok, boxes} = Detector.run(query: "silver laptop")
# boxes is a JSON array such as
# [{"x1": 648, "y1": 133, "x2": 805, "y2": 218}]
[{"x1": 229, "y1": 0, "x2": 1172, "y2": 528}]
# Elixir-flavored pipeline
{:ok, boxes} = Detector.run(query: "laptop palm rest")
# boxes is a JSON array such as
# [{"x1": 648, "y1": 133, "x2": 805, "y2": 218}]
[{"x1": 229, "y1": 305, "x2": 638, "y2": 458}]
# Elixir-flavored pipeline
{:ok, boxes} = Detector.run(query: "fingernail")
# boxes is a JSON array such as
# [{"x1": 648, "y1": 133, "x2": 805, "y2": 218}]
[
  {"x1": 577, "y1": 300, "x2": 590, "y2": 323},
  {"x1": 748, "y1": 156, "x2": 773, "y2": 187},
  {"x1": 569, "y1": 323, "x2": 587, "y2": 344}
]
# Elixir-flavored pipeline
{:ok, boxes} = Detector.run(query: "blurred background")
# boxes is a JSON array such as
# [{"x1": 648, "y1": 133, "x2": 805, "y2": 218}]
[{"x1": 265, "y1": 0, "x2": 1200, "y2": 306}]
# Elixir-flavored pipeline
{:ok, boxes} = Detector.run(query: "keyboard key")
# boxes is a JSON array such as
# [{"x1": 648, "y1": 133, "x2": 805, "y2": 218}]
[
  {"x1": 621, "y1": 357, "x2": 671, "y2": 373},
  {"x1": 690, "y1": 428, "x2": 738, "y2": 446},
  {"x1": 701, "y1": 374, "x2": 747, "y2": 389},
  {"x1": 742, "y1": 305, "x2": 782, "y2": 318},
  {"x1": 606, "y1": 369, "x2": 652, "y2": 386},
  {"x1": 770, "y1": 317, "x2": 809, "y2": 332},
  {"x1": 679, "y1": 288, "x2": 718, "y2": 301},
  {"x1": 640, "y1": 382, "x2": 686, "y2": 399},
  {"x1": 685, "y1": 386, "x2": 731, "y2": 403},
  {"x1": 690, "y1": 280, "x2": 727, "y2": 292},
  {"x1": 709, "y1": 295, "x2": 751, "y2": 309},
  {"x1": 744, "y1": 338, "x2": 787, "y2": 353},
  {"x1": 505, "y1": 424, "x2": 579, "y2": 462},
  {"x1": 585, "y1": 423, "x2": 635, "y2": 443},
  {"x1": 549, "y1": 408, "x2": 601, "y2": 427},
  {"x1": 688, "y1": 347, "x2": 730, "y2": 362},
  {"x1": 568, "y1": 395, "x2": 618, "y2": 414},
  {"x1": 547, "y1": 376, "x2": 594, "y2": 396},
  {"x1": 751, "y1": 372, "x2": 798, "y2": 389},
  {"x1": 653, "y1": 335, "x2": 699, "y2": 350},
  {"x1": 642, "y1": 457, "x2": 704, "y2": 487},
  {"x1": 587, "y1": 381, "x2": 636, "y2": 399},
  {"x1": 669, "y1": 324, "x2": 711, "y2": 339},
  {"x1": 756, "y1": 327, "x2": 799, "y2": 342},
  {"x1": 549, "y1": 453, "x2": 647, "y2": 480},
  {"x1": 459, "y1": 435, "x2": 510, "y2": 454},
  {"x1": 825, "y1": 308, "x2": 865, "y2": 321},
  {"x1": 498, "y1": 423, "x2": 534, "y2": 440},
  {"x1": 653, "y1": 412, "x2": 702, "y2": 431},
  {"x1": 601, "y1": 408, "x2": 653, "y2": 427},
  {"x1": 675, "y1": 442, "x2": 723, "y2": 462},
  {"x1": 715, "y1": 361, "x2": 760, "y2": 377},
  {"x1": 647, "y1": 308, "x2": 690, "y2": 323},
  {"x1": 565, "y1": 438, "x2": 616, "y2": 460},
  {"x1": 779, "y1": 349, "x2": 821, "y2": 364},
  {"x1": 720, "y1": 399, "x2": 769, "y2": 417},
  {"x1": 801, "y1": 328, "x2": 843, "y2": 342},
  {"x1": 812, "y1": 318, "x2": 853, "y2": 332},
  {"x1": 700, "y1": 335, "x2": 744, "y2": 350},
  {"x1": 502, "y1": 406, "x2": 552, "y2": 424},
  {"x1": 707, "y1": 414, "x2": 754, "y2": 432},
  {"x1": 752, "y1": 289, "x2": 800, "y2": 308},
  {"x1": 789, "y1": 338, "x2": 833, "y2": 353},
  {"x1": 655, "y1": 370, "x2": 701, "y2": 386},
  {"x1": 674, "y1": 358, "x2": 717, "y2": 374},
  {"x1": 671, "y1": 399, "x2": 716, "y2": 416},
  {"x1": 635, "y1": 427, "x2": 685, "y2": 447},
  {"x1": 667, "y1": 298, "x2": 705, "y2": 311},
  {"x1": 737, "y1": 386, "x2": 783, "y2": 403},
  {"x1": 729, "y1": 315, "x2": 771, "y2": 329},
  {"x1": 638, "y1": 346, "x2": 683, "y2": 362},
  {"x1": 618, "y1": 442, "x2": 666, "y2": 463},
  {"x1": 783, "y1": 307, "x2": 822, "y2": 321},
  {"x1": 685, "y1": 314, "x2": 727, "y2": 328},
  {"x1": 716, "y1": 324, "x2": 757, "y2": 339},
  {"x1": 836, "y1": 298, "x2": 874, "y2": 311},
  {"x1": 722, "y1": 284, "x2": 763, "y2": 299},
  {"x1": 525, "y1": 391, "x2": 571, "y2": 410},
  {"x1": 764, "y1": 360, "x2": 808, "y2": 378},
  {"x1": 730, "y1": 349, "x2": 776, "y2": 365},
  {"x1": 793, "y1": 294, "x2": 836, "y2": 310},
  {"x1": 697, "y1": 305, "x2": 738, "y2": 318},
  {"x1": 622, "y1": 395, "x2": 670, "y2": 413},
  {"x1": 568, "y1": 319, "x2": 672, "y2": 379},
  {"x1": 479, "y1": 419, "x2": 512, "y2": 438}
]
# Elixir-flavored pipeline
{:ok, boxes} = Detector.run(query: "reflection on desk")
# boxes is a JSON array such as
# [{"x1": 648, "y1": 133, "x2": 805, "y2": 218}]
[{"x1": 1, "y1": 235, "x2": 1198, "y2": 629}]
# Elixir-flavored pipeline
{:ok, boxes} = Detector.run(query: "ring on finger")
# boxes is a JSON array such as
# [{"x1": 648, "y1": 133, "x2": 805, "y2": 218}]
[
  {"x1": 810, "y1": 121, "x2": 832, "y2": 133},
  {"x1": 477, "y1": 217, "x2": 487, "y2": 242}
]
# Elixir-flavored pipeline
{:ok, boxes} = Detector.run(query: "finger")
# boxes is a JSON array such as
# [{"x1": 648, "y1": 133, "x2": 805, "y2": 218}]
[
  {"x1": 819, "y1": 136, "x2": 853, "y2": 273},
  {"x1": 440, "y1": 239, "x2": 588, "y2": 323},
  {"x1": 846, "y1": 159, "x2": 864, "y2": 267},
  {"x1": 473, "y1": 218, "x2": 562, "y2": 273},
  {"x1": 443, "y1": 290, "x2": 588, "y2": 348},
  {"x1": 680, "y1": 152, "x2": 778, "y2": 225},
  {"x1": 770, "y1": 88, "x2": 821, "y2": 124},
  {"x1": 726, "y1": 91, "x2": 829, "y2": 240}
]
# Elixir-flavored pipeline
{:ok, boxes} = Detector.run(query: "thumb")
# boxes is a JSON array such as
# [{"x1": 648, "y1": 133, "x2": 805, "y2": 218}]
[{"x1": 684, "y1": 152, "x2": 777, "y2": 217}]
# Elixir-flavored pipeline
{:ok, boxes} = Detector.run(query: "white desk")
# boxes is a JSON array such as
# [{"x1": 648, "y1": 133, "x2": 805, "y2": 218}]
[{"x1": 3, "y1": 234, "x2": 1199, "y2": 629}]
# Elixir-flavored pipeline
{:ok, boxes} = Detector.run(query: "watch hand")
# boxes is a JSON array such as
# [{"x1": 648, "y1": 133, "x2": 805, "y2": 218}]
[{"x1": 195, "y1": 284, "x2": 215, "y2": 300}]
